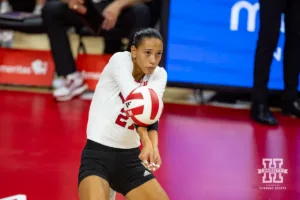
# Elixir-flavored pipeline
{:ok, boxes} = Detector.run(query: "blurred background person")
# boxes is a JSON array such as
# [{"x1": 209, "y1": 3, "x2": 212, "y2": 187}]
[
  {"x1": 0, "y1": 0, "x2": 45, "y2": 14},
  {"x1": 0, "y1": 0, "x2": 46, "y2": 47},
  {"x1": 42, "y1": 0, "x2": 160, "y2": 101},
  {"x1": 251, "y1": 0, "x2": 300, "y2": 126}
]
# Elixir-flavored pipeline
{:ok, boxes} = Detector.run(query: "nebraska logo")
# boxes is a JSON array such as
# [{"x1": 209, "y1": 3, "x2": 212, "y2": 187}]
[
  {"x1": 142, "y1": 81, "x2": 148, "y2": 86},
  {"x1": 31, "y1": 59, "x2": 48, "y2": 75},
  {"x1": 0, "y1": 59, "x2": 48, "y2": 76},
  {"x1": 258, "y1": 158, "x2": 288, "y2": 190}
]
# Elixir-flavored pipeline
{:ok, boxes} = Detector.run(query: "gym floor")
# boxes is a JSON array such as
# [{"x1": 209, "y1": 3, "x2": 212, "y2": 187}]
[
  {"x1": 0, "y1": 32, "x2": 300, "y2": 200},
  {"x1": 0, "y1": 89, "x2": 299, "y2": 200}
]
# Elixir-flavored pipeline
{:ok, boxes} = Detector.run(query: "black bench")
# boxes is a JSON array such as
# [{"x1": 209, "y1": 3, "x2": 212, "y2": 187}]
[{"x1": 0, "y1": 16, "x2": 44, "y2": 34}]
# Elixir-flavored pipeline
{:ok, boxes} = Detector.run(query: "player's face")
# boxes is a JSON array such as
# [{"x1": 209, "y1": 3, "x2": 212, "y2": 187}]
[{"x1": 132, "y1": 38, "x2": 163, "y2": 74}]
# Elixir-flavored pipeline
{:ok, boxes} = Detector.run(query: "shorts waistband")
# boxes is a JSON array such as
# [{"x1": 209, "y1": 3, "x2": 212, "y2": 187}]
[{"x1": 85, "y1": 139, "x2": 140, "y2": 153}]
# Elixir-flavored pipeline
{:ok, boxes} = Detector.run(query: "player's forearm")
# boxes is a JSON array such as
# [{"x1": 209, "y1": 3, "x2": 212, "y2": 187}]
[
  {"x1": 148, "y1": 130, "x2": 158, "y2": 149},
  {"x1": 114, "y1": 0, "x2": 151, "y2": 9},
  {"x1": 137, "y1": 127, "x2": 152, "y2": 146}
]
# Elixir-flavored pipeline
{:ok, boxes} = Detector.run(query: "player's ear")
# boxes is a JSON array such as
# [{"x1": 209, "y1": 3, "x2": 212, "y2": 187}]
[{"x1": 131, "y1": 45, "x2": 137, "y2": 59}]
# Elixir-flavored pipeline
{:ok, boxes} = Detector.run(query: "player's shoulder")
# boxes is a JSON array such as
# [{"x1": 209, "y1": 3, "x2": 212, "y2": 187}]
[
  {"x1": 109, "y1": 51, "x2": 131, "y2": 63},
  {"x1": 105, "y1": 51, "x2": 132, "y2": 74},
  {"x1": 153, "y1": 66, "x2": 167, "y2": 78}
]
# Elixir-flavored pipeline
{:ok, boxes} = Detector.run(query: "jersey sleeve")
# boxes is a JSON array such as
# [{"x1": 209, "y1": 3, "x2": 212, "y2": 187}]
[
  {"x1": 110, "y1": 52, "x2": 168, "y2": 100},
  {"x1": 147, "y1": 68, "x2": 167, "y2": 99},
  {"x1": 110, "y1": 53, "x2": 137, "y2": 99}
]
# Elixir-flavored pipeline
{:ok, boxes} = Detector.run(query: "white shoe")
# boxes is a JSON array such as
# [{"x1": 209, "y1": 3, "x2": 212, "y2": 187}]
[
  {"x1": 54, "y1": 72, "x2": 88, "y2": 101},
  {"x1": 0, "y1": 1, "x2": 12, "y2": 14},
  {"x1": 0, "y1": 30, "x2": 13, "y2": 48},
  {"x1": 52, "y1": 76, "x2": 65, "y2": 89},
  {"x1": 33, "y1": 4, "x2": 43, "y2": 15}
]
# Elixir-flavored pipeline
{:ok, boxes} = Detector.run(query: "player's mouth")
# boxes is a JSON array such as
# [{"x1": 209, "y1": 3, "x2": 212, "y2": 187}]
[{"x1": 146, "y1": 66, "x2": 155, "y2": 70}]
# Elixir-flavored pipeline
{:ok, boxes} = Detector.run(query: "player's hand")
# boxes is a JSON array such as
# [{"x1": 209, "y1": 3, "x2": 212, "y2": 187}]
[
  {"x1": 150, "y1": 147, "x2": 161, "y2": 171},
  {"x1": 101, "y1": 1, "x2": 121, "y2": 30},
  {"x1": 139, "y1": 141, "x2": 154, "y2": 170},
  {"x1": 68, "y1": 0, "x2": 87, "y2": 14}
]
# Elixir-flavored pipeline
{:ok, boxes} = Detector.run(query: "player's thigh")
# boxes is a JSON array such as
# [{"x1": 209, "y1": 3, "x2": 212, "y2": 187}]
[
  {"x1": 125, "y1": 179, "x2": 169, "y2": 200},
  {"x1": 79, "y1": 175, "x2": 110, "y2": 200}
]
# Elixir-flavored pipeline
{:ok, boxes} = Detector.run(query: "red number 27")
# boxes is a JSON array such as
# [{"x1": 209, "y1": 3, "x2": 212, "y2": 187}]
[{"x1": 115, "y1": 93, "x2": 134, "y2": 130}]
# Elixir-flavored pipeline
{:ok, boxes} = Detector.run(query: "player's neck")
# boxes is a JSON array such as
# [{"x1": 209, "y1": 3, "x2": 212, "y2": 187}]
[{"x1": 132, "y1": 65, "x2": 145, "y2": 82}]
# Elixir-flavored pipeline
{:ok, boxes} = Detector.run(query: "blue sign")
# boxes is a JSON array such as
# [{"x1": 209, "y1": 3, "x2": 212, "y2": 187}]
[{"x1": 166, "y1": 0, "x2": 300, "y2": 90}]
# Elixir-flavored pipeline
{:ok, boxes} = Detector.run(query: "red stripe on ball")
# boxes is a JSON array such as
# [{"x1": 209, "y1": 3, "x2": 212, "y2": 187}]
[
  {"x1": 126, "y1": 92, "x2": 143, "y2": 101},
  {"x1": 126, "y1": 105, "x2": 144, "y2": 117},
  {"x1": 148, "y1": 88, "x2": 159, "y2": 120}
]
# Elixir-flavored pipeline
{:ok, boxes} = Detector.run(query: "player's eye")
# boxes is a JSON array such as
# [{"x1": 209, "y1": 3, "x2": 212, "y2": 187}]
[{"x1": 145, "y1": 51, "x2": 151, "y2": 56}]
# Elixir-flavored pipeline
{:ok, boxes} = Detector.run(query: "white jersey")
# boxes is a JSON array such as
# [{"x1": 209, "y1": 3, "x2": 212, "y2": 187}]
[{"x1": 86, "y1": 51, "x2": 167, "y2": 149}]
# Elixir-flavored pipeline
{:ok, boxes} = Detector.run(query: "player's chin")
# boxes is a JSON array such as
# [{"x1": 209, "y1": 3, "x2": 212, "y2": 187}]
[{"x1": 144, "y1": 67, "x2": 155, "y2": 74}]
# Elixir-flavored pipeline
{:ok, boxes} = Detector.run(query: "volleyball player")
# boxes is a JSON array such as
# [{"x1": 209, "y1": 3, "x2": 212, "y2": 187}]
[{"x1": 78, "y1": 27, "x2": 169, "y2": 200}]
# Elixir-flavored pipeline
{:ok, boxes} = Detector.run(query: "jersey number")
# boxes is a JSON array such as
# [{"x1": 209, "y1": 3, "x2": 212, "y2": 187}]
[{"x1": 115, "y1": 93, "x2": 134, "y2": 130}]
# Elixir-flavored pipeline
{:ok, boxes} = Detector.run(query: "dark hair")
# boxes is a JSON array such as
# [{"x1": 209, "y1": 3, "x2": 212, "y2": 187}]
[{"x1": 127, "y1": 28, "x2": 163, "y2": 50}]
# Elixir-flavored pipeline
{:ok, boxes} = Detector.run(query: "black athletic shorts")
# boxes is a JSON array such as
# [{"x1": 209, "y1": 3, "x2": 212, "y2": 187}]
[{"x1": 78, "y1": 139, "x2": 155, "y2": 196}]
